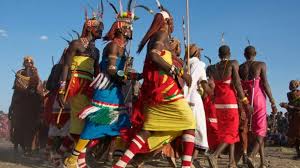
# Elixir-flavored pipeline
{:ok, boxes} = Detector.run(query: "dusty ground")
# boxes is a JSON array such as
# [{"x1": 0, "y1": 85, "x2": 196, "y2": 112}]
[{"x1": 0, "y1": 139, "x2": 300, "y2": 168}]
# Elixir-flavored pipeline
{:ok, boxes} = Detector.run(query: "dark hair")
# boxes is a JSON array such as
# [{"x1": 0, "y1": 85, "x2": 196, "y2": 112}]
[
  {"x1": 244, "y1": 45, "x2": 256, "y2": 58},
  {"x1": 218, "y1": 45, "x2": 230, "y2": 58}
]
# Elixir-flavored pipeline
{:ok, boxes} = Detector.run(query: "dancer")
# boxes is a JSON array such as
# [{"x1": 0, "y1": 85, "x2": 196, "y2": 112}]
[
  {"x1": 280, "y1": 80, "x2": 300, "y2": 159},
  {"x1": 239, "y1": 45, "x2": 277, "y2": 168},
  {"x1": 56, "y1": 6, "x2": 104, "y2": 167},
  {"x1": 113, "y1": 4, "x2": 196, "y2": 168},
  {"x1": 207, "y1": 45, "x2": 252, "y2": 168},
  {"x1": 64, "y1": 1, "x2": 142, "y2": 167},
  {"x1": 183, "y1": 44, "x2": 212, "y2": 167}
]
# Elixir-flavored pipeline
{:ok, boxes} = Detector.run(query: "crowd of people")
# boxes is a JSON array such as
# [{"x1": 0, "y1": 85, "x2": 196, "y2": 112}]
[{"x1": 6, "y1": 1, "x2": 300, "y2": 168}]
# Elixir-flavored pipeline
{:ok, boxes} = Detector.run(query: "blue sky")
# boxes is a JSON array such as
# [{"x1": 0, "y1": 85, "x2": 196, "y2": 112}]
[{"x1": 0, "y1": 0, "x2": 299, "y2": 112}]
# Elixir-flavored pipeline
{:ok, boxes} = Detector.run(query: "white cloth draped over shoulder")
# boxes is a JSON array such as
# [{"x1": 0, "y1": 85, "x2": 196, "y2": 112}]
[{"x1": 184, "y1": 57, "x2": 208, "y2": 149}]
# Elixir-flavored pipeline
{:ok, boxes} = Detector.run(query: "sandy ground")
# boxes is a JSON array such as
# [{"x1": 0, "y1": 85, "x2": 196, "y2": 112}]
[{"x1": 0, "y1": 139, "x2": 300, "y2": 168}]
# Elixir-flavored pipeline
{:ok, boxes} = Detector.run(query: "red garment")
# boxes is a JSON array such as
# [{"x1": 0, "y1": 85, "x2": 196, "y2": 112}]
[
  {"x1": 131, "y1": 53, "x2": 182, "y2": 128},
  {"x1": 203, "y1": 96, "x2": 219, "y2": 150},
  {"x1": 67, "y1": 75, "x2": 93, "y2": 99},
  {"x1": 44, "y1": 91, "x2": 70, "y2": 126},
  {"x1": 214, "y1": 78, "x2": 239, "y2": 144}
]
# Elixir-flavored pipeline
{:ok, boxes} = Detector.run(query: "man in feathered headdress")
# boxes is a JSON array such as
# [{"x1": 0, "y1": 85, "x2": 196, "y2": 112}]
[
  {"x1": 64, "y1": 1, "x2": 144, "y2": 167},
  {"x1": 51, "y1": 4, "x2": 104, "y2": 167},
  {"x1": 113, "y1": 2, "x2": 197, "y2": 168}
]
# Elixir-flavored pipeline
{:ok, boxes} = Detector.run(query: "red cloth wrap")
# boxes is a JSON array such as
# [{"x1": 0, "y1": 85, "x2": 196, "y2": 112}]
[
  {"x1": 44, "y1": 90, "x2": 70, "y2": 126},
  {"x1": 203, "y1": 96, "x2": 219, "y2": 150},
  {"x1": 214, "y1": 78, "x2": 240, "y2": 144}
]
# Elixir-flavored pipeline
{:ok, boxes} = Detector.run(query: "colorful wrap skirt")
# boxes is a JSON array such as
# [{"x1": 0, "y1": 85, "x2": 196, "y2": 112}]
[{"x1": 79, "y1": 85, "x2": 130, "y2": 140}]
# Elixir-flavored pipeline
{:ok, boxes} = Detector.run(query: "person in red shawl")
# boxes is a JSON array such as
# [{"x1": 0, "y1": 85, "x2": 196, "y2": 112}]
[{"x1": 206, "y1": 45, "x2": 252, "y2": 168}]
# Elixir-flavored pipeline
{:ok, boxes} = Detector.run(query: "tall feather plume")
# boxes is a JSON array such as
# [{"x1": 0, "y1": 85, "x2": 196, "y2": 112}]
[
  {"x1": 60, "y1": 36, "x2": 71, "y2": 44},
  {"x1": 221, "y1": 32, "x2": 225, "y2": 46},
  {"x1": 87, "y1": 3, "x2": 97, "y2": 18},
  {"x1": 247, "y1": 37, "x2": 251, "y2": 46},
  {"x1": 100, "y1": 0, "x2": 104, "y2": 16},
  {"x1": 107, "y1": 0, "x2": 118, "y2": 15},
  {"x1": 204, "y1": 55, "x2": 212, "y2": 65},
  {"x1": 155, "y1": 0, "x2": 164, "y2": 11},
  {"x1": 127, "y1": 0, "x2": 133, "y2": 12},
  {"x1": 84, "y1": 7, "x2": 88, "y2": 21},
  {"x1": 155, "y1": 0, "x2": 161, "y2": 9},
  {"x1": 72, "y1": 30, "x2": 80, "y2": 39},
  {"x1": 68, "y1": 32, "x2": 74, "y2": 40},
  {"x1": 119, "y1": 0, "x2": 123, "y2": 14},
  {"x1": 135, "y1": 5, "x2": 154, "y2": 14}
]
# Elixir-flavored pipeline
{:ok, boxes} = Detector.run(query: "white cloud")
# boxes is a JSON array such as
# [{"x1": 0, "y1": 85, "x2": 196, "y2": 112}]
[
  {"x1": 40, "y1": 35, "x2": 48, "y2": 40},
  {"x1": 0, "y1": 29, "x2": 8, "y2": 37}
]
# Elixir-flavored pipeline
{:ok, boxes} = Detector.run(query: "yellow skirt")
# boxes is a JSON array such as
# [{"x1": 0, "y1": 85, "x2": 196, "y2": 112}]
[
  {"x1": 143, "y1": 98, "x2": 196, "y2": 131},
  {"x1": 69, "y1": 94, "x2": 90, "y2": 135},
  {"x1": 143, "y1": 98, "x2": 196, "y2": 151}
]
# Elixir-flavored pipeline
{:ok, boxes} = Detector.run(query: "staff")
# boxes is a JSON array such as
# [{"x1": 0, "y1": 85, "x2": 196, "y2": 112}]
[
  {"x1": 249, "y1": 78, "x2": 255, "y2": 131},
  {"x1": 186, "y1": 0, "x2": 190, "y2": 75},
  {"x1": 56, "y1": 63, "x2": 77, "y2": 124}
]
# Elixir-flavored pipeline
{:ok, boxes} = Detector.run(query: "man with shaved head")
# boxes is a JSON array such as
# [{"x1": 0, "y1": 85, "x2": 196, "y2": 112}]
[{"x1": 239, "y1": 45, "x2": 277, "y2": 168}]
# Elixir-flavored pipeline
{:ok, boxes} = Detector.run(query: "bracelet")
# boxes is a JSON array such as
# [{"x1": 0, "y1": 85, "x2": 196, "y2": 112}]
[
  {"x1": 108, "y1": 65, "x2": 117, "y2": 70},
  {"x1": 108, "y1": 55, "x2": 118, "y2": 59},
  {"x1": 179, "y1": 68, "x2": 184, "y2": 77},
  {"x1": 289, "y1": 105, "x2": 294, "y2": 109},
  {"x1": 59, "y1": 81, "x2": 66, "y2": 87},
  {"x1": 270, "y1": 98, "x2": 276, "y2": 105},
  {"x1": 169, "y1": 65, "x2": 176, "y2": 75},
  {"x1": 58, "y1": 89, "x2": 66, "y2": 95},
  {"x1": 241, "y1": 97, "x2": 249, "y2": 105}
]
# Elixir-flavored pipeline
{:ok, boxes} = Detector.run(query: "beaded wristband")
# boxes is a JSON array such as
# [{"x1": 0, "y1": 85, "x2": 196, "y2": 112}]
[{"x1": 241, "y1": 97, "x2": 249, "y2": 105}]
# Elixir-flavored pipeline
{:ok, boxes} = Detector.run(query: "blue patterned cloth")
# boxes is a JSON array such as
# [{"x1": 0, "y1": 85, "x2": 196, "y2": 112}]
[{"x1": 80, "y1": 55, "x2": 130, "y2": 140}]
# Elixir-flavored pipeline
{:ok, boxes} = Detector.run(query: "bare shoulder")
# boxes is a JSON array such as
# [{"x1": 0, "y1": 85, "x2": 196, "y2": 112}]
[
  {"x1": 206, "y1": 64, "x2": 213, "y2": 72},
  {"x1": 103, "y1": 42, "x2": 118, "y2": 55},
  {"x1": 256, "y1": 61, "x2": 266, "y2": 67},
  {"x1": 230, "y1": 60, "x2": 239, "y2": 67},
  {"x1": 239, "y1": 62, "x2": 247, "y2": 68},
  {"x1": 149, "y1": 31, "x2": 168, "y2": 45},
  {"x1": 69, "y1": 39, "x2": 82, "y2": 49}
]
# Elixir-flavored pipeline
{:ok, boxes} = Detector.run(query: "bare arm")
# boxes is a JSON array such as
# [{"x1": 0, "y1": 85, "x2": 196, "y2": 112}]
[
  {"x1": 60, "y1": 41, "x2": 80, "y2": 83},
  {"x1": 261, "y1": 63, "x2": 275, "y2": 104},
  {"x1": 148, "y1": 32, "x2": 173, "y2": 73},
  {"x1": 231, "y1": 60, "x2": 246, "y2": 100},
  {"x1": 94, "y1": 49, "x2": 100, "y2": 77},
  {"x1": 105, "y1": 42, "x2": 119, "y2": 76}
]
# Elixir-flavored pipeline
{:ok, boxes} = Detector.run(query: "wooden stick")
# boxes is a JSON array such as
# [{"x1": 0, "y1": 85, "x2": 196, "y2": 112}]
[
  {"x1": 186, "y1": 0, "x2": 190, "y2": 75},
  {"x1": 56, "y1": 64, "x2": 77, "y2": 124},
  {"x1": 249, "y1": 78, "x2": 255, "y2": 132}
]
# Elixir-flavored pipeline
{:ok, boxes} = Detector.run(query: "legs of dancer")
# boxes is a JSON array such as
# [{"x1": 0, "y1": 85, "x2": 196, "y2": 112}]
[
  {"x1": 113, "y1": 131, "x2": 150, "y2": 168},
  {"x1": 64, "y1": 139, "x2": 90, "y2": 167},
  {"x1": 182, "y1": 130, "x2": 195, "y2": 168}
]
